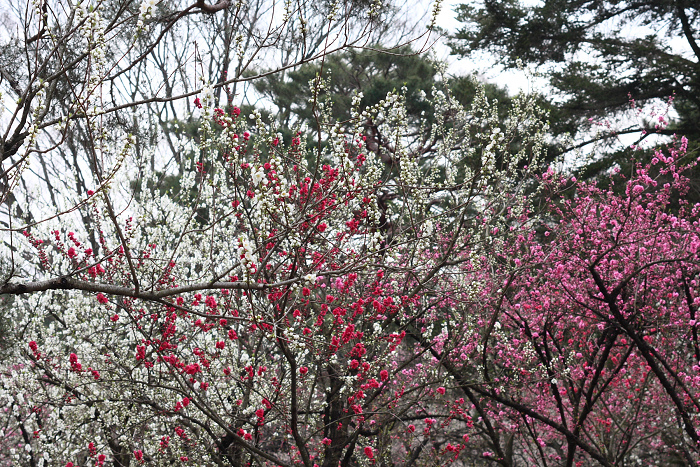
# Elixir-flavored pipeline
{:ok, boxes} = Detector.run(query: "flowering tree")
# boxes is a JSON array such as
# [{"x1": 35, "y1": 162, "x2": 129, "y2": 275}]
[
  {"x1": 0, "y1": 4, "x2": 550, "y2": 457},
  {"x1": 403, "y1": 137, "x2": 700, "y2": 466},
  {"x1": 0, "y1": 0, "x2": 429, "y2": 243}
]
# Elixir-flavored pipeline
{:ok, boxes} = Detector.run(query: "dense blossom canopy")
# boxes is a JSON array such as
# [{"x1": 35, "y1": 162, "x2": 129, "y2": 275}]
[{"x1": 1, "y1": 1, "x2": 700, "y2": 466}]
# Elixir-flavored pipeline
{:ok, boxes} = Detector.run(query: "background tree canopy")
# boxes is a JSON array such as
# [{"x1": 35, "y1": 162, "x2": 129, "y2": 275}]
[
  {"x1": 250, "y1": 46, "x2": 512, "y2": 131},
  {"x1": 450, "y1": 0, "x2": 700, "y2": 189}
]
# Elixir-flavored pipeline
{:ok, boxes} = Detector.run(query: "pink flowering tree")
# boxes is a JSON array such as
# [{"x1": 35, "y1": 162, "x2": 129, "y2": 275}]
[{"x1": 403, "y1": 137, "x2": 700, "y2": 465}]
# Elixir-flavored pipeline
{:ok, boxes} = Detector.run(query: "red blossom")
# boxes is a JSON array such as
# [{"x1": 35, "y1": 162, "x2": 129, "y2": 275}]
[{"x1": 184, "y1": 363, "x2": 200, "y2": 375}]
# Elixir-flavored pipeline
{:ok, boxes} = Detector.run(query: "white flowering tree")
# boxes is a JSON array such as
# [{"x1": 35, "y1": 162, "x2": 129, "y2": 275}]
[
  {"x1": 0, "y1": 1, "x2": 560, "y2": 466},
  {"x1": 0, "y1": 52, "x2": 550, "y2": 463}
]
